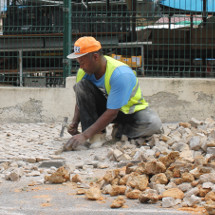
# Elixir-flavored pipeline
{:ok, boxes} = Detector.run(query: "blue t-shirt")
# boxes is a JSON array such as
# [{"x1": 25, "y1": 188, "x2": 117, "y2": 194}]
[{"x1": 82, "y1": 65, "x2": 136, "y2": 109}]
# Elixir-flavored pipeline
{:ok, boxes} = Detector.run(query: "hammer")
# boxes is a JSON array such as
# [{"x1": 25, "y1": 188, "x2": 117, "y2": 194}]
[{"x1": 60, "y1": 117, "x2": 69, "y2": 137}]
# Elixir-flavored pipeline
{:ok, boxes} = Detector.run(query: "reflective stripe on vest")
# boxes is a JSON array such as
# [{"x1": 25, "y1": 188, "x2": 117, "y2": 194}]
[{"x1": 76, "y1": 55, "x2": 148, "y2": 114}]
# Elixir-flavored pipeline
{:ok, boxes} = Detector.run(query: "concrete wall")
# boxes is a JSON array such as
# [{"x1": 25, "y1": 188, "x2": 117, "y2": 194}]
[{"x1": 0, "y1": 77, "x2": 214, "y2": 123}]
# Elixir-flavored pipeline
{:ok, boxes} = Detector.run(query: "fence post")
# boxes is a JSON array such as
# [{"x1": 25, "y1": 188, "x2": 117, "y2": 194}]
[
  {"x1": 19, "y1": 50, "x2": 23, "y2": 87},
  {"x1": 63, "y1": 0, "x2": 71, "y2": 80},
  {"x1": 203, "y1": 0, "x2": 207, "y2": 26}
]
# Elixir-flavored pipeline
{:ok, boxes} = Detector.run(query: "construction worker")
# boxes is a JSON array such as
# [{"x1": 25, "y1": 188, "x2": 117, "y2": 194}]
[{"x1": 64, "y1": 36, "x2": 162, "y2": 151}]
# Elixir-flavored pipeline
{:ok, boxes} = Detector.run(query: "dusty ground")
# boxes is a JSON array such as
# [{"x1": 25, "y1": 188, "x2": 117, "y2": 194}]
[
  {"x1": 0, "y1": 122, "x2": 202, "y2": 215},
  {"x1": 0, "y1": 123, "x2": 112, "y2": 165}
]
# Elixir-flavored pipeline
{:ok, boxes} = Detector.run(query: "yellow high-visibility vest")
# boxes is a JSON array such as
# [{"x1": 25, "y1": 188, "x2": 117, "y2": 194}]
[{"x1": 76, "y1": 55, "x2": 148, "y2": 114}]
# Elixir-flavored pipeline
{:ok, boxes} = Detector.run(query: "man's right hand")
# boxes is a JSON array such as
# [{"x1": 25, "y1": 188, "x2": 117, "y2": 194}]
[
  {"x1": 67, "y1": 123, "x2": 80, "y2": 136},
  {"x1": 63, "y1": 133, "x2": 87, "y2": 151}
]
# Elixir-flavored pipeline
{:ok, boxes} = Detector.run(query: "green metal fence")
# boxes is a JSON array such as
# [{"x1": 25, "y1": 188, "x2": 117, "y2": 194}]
[
  {"x1": 0, "y1": 0, "x2": 64, "y2": 87},
  {"x1": 0, "y1": 0, "x2": 214, "y2": 87}
]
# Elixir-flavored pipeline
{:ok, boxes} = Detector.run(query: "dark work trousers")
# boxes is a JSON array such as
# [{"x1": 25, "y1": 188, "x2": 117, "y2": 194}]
[{"x1": 74, "y1": 79, "x2": 162, "y2": 139}]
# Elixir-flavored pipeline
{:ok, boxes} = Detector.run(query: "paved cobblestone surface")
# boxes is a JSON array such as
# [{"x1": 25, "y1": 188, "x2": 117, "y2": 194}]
[{"x1": 0, "y1": 123, "x2": 192, "y2": 215}]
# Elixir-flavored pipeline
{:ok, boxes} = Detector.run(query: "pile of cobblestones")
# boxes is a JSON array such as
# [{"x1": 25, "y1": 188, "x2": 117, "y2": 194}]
[
  {"x1": 76, "y1": 117, "x2": 215, "y2": 214},
  {"x1": 72, "y1": 117, "x2": 215, "y2": 214},
  {"x1": 0, "y1": 117, "x2": 215, "y2": 214}
]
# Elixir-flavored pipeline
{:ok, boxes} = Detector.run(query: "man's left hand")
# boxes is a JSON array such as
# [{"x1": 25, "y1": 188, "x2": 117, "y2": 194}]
[{"x1": 63, "y1": 134, "x2": 87, "y2": 151}]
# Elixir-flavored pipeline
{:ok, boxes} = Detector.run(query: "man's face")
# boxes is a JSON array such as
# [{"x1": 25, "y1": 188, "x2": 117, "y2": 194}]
[{"x1": 76, "y1": 53, "x2": 96, "y2": 75}]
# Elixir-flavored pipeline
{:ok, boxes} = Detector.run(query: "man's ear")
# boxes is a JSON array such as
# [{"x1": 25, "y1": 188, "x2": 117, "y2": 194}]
[{"x1": 93, "y1": 53, "x2": 100, "y2": 61}]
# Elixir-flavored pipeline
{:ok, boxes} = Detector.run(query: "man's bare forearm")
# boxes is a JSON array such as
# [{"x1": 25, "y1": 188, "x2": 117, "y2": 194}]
[
  {"x1": 72, "y1": 104, "x2": 80, "y2": 125},
  {"x1": 82, "y1": 109, "x2": 119, "y2": 139}
]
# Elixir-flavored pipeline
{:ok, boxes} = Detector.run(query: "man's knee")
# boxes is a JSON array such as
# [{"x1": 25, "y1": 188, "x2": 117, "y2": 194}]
[
  {"x1": 150, "y1": 115, "x2": 163, "y2": 135},
  {"x1": 74, "y1": 79, "x2": 91, "y2": 92}
]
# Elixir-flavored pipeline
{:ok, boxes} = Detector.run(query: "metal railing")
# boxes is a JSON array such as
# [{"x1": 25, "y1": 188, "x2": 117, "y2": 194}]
[{"x1": 0, "y1": 0, "x2": 214, "y2": 87}]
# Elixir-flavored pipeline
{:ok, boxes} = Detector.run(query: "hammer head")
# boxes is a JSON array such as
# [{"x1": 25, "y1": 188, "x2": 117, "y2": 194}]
[{"x1": 60, "y1": 117, "x2": 68, "y2": 137}]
